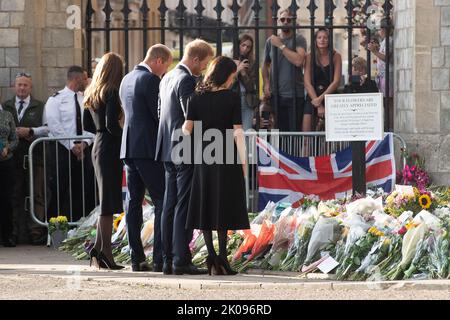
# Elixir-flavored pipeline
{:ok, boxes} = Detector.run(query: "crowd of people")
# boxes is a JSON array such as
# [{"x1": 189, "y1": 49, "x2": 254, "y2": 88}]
[{"x1": 0, "y1": 11, "x2": 393, "y2": 276}]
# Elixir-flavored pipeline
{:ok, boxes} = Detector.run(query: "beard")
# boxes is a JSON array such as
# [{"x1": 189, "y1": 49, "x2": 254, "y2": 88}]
[{"x1": 282, "y1": 27, "x2": 291, "y2": 34}]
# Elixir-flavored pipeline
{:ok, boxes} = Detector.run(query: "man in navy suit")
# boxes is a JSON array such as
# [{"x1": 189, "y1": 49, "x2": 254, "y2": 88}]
[
  {"x1": 156, "y1": 39, "x2": 214, "y2": 275},
  {"x1": 119, "y1": 44, "x2": 173, "y2": 272}
]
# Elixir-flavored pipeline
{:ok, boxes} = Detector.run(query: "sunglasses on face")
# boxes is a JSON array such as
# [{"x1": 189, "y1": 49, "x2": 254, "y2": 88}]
[
  {"x1": 16, "y1": 72, "x2": 31, "y2": 79},
  {"x1": 280, "y1": 18, "x2": 292, "y2": 23}
]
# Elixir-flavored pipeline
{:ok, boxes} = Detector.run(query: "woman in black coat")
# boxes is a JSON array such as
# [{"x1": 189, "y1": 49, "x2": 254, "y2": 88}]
[
  {"x1": 83, "y1": 53, "x2": 124, "y2": 270},
  {"x1": 182, "y1": 56, "x2": 249, "y2": 275}
]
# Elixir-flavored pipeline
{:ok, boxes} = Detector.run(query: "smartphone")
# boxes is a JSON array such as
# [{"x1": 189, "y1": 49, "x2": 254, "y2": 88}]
[{"x1": 262, "y1": 111, "x2": 270, "y2": 121}]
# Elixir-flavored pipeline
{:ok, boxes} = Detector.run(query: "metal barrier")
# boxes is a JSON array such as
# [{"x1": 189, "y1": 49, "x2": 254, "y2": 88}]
[
  {"x1": 244, "y1": 131, "x2": 407, "y2": 213},
  {"x1": 27, "y1": 136, "x2": 98, "y2": 228}
]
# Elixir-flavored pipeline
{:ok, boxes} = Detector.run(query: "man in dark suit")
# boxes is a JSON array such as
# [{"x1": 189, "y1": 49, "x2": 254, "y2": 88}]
[
  {"x1": 156, "y1": 39, "x2": 214, "y2": 275},
  {"x1": 120, "y1": 44, "x2": 173, "y2": 272},
  {"x1": 2, "y1": 72, "x2": 48, "y2": 245}
]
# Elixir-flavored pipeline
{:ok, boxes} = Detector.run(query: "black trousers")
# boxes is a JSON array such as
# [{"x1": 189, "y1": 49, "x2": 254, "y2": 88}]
[
  {"x1": 47, "y1": 143, "x2": 96, "y2": 222},
  {"x1": 0, "y1": 158, "x2": 14, "y2": 242},
  {"x1": 161, "y1": 162, "x2": 194, "y2": 267},
  {"x1": 123, "y1": 158, "x2": 165, "y2": 265}
]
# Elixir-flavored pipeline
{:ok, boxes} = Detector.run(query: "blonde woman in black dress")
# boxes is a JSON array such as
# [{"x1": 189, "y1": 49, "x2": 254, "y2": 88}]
[
  {"x1": 182, "y1": 56, "x2": 249, "y2": 275},
  {"x1": 83, "y1": 53, "x2": 124, "y2": 270}
]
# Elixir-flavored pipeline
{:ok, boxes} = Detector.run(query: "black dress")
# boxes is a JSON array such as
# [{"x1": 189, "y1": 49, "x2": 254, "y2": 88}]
[
  {"x1": 185, "y1": 90, "x2": 250, "y2": 231},
  {"x1": 83, "y1": 90, "x2": 123, "y2": 216}
]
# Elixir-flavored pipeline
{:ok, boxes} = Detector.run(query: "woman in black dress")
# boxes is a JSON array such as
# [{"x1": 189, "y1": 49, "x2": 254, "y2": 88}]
[
  {"x1": 83, "y1": 52, "x2": 124, "y2": 270},
  {"x1": 182, "y1": 56, "x2": 249, "y2": 275}
]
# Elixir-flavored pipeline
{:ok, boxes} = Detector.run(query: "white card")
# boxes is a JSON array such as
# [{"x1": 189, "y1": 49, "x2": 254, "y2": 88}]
[
  {"x1": 317, "y1": 256, "x2": 340, "y2": 274},
  {"x1": 395, "y1": 185, "x2": 415, "y2": 197}
]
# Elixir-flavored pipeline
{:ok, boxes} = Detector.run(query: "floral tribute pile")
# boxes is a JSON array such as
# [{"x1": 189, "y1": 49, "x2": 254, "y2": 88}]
[{"x1": 61, "y1": 186, "x2": 450, "y2": 281}]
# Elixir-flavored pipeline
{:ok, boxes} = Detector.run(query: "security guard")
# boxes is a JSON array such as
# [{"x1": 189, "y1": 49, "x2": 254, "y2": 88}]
[
  {"x1": 44, "y1": 66, "x2": 96, "y2": 222},
  {"x1": 2, "y1": 72, "x2": 48, "y2": 245}
]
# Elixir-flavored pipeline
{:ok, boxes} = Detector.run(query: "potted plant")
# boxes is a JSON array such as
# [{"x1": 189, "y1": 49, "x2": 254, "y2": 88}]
[{"x1": 48, "y1": 216, "x2": 69, "y2": 249}]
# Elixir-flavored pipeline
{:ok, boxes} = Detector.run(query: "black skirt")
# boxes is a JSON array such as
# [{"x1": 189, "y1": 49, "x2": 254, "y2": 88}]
[
  {"x1": 186, "y1": 163, "x2": 250, "y2": 231},
  {"x1": 92, "y1": 132, "x2": 123, "y2": 215}
]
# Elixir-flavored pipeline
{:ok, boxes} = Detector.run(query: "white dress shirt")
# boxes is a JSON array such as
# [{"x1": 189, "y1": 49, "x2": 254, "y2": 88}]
[{"x1": 44, "y1": 86, "x2": 94, "y2": 150}]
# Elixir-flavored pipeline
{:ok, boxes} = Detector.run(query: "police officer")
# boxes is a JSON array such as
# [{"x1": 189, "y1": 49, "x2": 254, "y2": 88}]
[
  {"x1": 45, "y1": 66, "x2": 96, "y2": 222},
  {"x1": 2, "y1": 72, "x2": 48, "y2": 245}
]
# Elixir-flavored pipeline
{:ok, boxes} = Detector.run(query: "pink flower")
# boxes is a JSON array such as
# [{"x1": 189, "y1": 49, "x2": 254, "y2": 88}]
[{"x1": 397, "y1": 226, "x2": 407, "y2": 235}]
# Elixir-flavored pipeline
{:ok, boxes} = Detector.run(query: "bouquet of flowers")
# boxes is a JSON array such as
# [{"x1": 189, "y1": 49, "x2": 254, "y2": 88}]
[
  {"x1": 396, "y1": 152, "x2": 431, "y2": 191},
  {"x1": 48, "y1": 216, "x2": 69, "y2": 235}
]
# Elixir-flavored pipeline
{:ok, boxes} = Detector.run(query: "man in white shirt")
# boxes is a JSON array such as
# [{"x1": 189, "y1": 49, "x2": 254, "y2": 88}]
[
  {"x1": 45, "y1": 66, "x2": 96, "y2": 222},
  {"x1": 1, "y1": 72, "x2": 48, "y2": 245}
]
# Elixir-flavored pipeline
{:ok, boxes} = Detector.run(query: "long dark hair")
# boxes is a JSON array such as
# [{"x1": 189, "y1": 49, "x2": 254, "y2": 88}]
[
  {"x1": 84, "y1": 52, "x2": 124, "y2": 110},
  {"x1": 233, "y1": 33, "x2": 254, "y2": 64},
  {"x1": 196, "y1": 56, "x2": 237, "y2": 93},
  {"x1": 313, "y1": 28, "x2": 336, "y2": 68}
]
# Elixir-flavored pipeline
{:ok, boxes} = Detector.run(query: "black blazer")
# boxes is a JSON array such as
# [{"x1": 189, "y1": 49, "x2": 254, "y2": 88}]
[
  {"x1": 155, "y1": 64, "x2": 196, "y2": 162},
  {"x1": 119, "y1": 65, "x2": 161, "y2": 160}
]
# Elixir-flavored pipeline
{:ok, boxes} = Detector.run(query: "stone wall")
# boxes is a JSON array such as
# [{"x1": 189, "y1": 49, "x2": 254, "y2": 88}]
[
  {"x1": 394, "y1": 0, "x2": 450, "y2": 186},
  {"x1": 0, "y1": 0, "x2": 83, "y2": 103}
]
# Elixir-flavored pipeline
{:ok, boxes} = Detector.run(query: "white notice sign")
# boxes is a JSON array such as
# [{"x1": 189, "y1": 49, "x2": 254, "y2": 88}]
[{"x1": 325, "y1": 93, "x2": 384, "y2": 141}]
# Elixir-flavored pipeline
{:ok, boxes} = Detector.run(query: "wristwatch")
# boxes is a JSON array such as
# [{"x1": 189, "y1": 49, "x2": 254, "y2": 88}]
[
  {"x1": 279, "y1": 44, "x2": 287, "y2": 51},
  {"x1": 28, "y1": 128, "x2": 34, "y2": 137}
]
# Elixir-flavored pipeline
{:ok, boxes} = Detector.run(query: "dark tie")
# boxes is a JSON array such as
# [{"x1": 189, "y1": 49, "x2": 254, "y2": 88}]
[
  {"x1": 18, "y1": 100, "x2": 25, "y2": 117},
  {"x1": 74, "y1": 94, "x2": 83, "y2": 135}
]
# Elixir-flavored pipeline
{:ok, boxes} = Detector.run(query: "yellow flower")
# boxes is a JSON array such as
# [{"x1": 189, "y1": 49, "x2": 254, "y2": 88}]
[
  {"x1": 405, "y1": 221, "x2": 420, "y2": 230},
  {"x1": 113, "y1": 212, "x2": 125, "y2": 231},
  {"x1": 418, "y1": 194, "x2": 432, "y2": 209}
]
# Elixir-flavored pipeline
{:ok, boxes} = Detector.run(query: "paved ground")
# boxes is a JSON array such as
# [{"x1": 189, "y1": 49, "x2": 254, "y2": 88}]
[{"x1": 0, "y1": 246, "x2": 449, "y2": 300}]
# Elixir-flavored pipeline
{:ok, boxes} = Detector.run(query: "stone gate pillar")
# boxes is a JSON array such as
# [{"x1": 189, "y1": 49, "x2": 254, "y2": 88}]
[{"x1": 394, "y1": 0, "x2": 450, "y2": 185}]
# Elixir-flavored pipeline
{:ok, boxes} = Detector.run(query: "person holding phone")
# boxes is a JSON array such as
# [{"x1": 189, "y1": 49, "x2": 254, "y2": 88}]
[{"x1": 232, "y1": 34, "x2": 257, "y2": 131}]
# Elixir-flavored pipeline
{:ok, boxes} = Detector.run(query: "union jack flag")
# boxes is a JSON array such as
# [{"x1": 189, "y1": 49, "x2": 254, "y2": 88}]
[{"x1": 257, "y1": 133, "x2": 396, "y2": 210}]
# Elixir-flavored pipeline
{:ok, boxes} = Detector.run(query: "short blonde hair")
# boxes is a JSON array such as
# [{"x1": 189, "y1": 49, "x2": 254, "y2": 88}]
[
  {"x1": 352, "y1": 57, "x2": 367, "y2": 73},
  {"x1": 183, "y1": 39, "x2": 214, "y2": 61},
  {"x1": 145, "y1": 44, "x2": 172, "y2": 63}
]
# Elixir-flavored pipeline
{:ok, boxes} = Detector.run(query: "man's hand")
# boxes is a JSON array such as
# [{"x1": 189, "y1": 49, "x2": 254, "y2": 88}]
[
  {"x1": 16, "y1": 127, "x2": 31, "y2": 139},
  {"x1": 367, "y1": 41, "x2": 379, "y2": 53},
  {"x1": 270, "y1": 35, "x2": 284, "y2": 49},
  {"x1": 72, "y1": 144, "x2": 81, "y2": 159}
]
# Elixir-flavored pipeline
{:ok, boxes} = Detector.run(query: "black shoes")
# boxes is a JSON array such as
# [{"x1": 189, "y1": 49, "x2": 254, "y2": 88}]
[
  {"x1": 131, "y1": 261, "x2": 152, "y2": 272},
  {"x1": 163, "y1": 261, "x2": 173, "y2": 275},
  {"x1": 98, "y1": 251, "x2": 125, "y2": 270},
  {"x1": 91, "y1": 250, "x2": 124, "y2": 270},
  {"x1": 2, "y1": 239, "x2": 16, "y2": 248},
  {"x1": 215, "y1": 256, "x2": 238, "y2": 276},
  {"x1": 173, "y1": 263, "x2": 208, "y2": 275},
  {"x1": 153, "y1": 263, "x2": 163, "y2": 273}
]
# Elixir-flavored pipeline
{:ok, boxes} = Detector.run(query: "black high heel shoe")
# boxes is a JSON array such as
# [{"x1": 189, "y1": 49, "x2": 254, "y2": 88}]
[
  {"x1": 89, "y1": 248, "x2": 105, "y2": 269},
  {"x1": 215, "y1": 256, "x2": 237, "y2": 276},
  {"x1": 97, "y1": 251, "x2": 125, "y2": 270}
]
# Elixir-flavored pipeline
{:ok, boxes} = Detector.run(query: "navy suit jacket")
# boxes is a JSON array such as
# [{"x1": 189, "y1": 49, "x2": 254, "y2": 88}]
[
  {"x1": 119, "y1": 65, "x2": 161, "y2": 159},
  {"x1": 155, "y1": 64, "x2": 196, "y2": 162}
]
